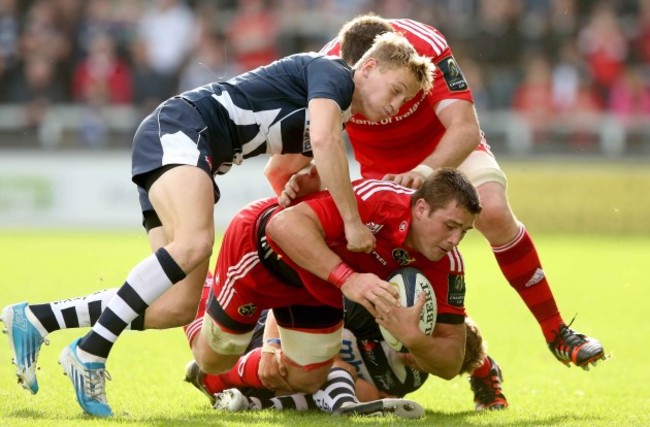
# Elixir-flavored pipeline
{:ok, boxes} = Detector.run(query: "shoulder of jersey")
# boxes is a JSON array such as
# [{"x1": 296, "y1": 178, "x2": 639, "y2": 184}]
[
  {"x1": 390, "y1": 18, "x2": 449, "y2": 57},
  {"x1": 444, "y1": 247, "x2": 464, "y2": 274},
  {"x1": 353, "y1": 180, "x2": 415, "y2": 201}
]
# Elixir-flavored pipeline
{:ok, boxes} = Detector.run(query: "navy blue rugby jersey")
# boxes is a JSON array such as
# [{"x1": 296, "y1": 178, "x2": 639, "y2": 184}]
[{"x1": 177, "y1": 53, "x2": 354, "y2": 162}]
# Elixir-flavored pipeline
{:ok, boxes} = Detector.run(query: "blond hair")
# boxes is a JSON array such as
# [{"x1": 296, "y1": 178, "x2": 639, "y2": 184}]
[{"x1": 353, "y1": 31, "x2": 434, "y2": 94}]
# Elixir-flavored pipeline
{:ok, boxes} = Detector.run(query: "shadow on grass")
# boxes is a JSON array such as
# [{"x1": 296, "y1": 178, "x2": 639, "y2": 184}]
[{"x1": 5, "y1": 407, "x2": 608, "y2": 426}]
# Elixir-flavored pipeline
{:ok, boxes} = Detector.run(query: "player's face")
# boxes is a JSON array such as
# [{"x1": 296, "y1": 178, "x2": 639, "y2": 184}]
[
  {"x1": 353, "y1": 60, "x2": 420, "y2": 122},
  {"x1": 407, "y1": 199, "x2": 476, "y2": 261}
]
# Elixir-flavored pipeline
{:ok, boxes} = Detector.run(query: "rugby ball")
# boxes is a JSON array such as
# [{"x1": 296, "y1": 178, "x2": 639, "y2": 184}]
[{"x1": 379, "y1": 267, "x2": 437, "y2": 352}]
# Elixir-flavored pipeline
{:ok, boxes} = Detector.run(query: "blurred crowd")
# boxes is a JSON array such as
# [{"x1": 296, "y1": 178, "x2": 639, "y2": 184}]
[{"x1": 0, "y1": 0, "x2": 649, "y2": 149}]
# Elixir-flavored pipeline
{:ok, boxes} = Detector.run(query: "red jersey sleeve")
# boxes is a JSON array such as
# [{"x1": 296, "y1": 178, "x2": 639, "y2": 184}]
[{"x1": 414, "y1": 247, "x2": 467, "y2": 324}]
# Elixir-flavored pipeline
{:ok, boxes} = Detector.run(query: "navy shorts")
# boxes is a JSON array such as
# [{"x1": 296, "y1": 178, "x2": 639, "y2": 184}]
[{"x1": 131, "y1": 97, "x2": 235, "y2": 229}]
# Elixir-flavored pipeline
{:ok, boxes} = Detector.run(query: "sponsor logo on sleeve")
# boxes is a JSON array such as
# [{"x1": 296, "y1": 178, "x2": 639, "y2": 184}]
[
  {"x1": 447, "y1": 275, "x2": 466, "y2": 306},
  {"x1": 436, "y1": 56, "x2": 468, "y2": 92}
]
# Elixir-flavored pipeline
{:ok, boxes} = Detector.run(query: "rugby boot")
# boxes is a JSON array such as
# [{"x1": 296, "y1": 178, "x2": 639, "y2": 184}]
[
  {"x1": 184, "y1": 360, "x2": 216, "y2": 405},
  {"x1": 548, "y1": 322, "x2": 606, "y2": 370},
  {"x1": 336, "y1": 398, "x2": 425, "y2": 418},
  {"x1": 469, "y1": 356, "x2": 508, "y2": 411},
  {"x1": 58, "y1": 338, "x2": 112, "y2": 417},
  {"x1": 213, "y1": 388, "x2": 252, "y2": 411},
  {"x1": 1, "y1": 302, "x2": 49, "y2": 394}
]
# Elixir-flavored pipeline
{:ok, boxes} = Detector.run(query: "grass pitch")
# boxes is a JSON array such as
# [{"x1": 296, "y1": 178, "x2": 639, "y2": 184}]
[
  {"x1": 0, "y1": 229, "x2": 648, "y2": 426},
  {"x1": 1, "y1": 158, "x2": 649, "y2": 426}
]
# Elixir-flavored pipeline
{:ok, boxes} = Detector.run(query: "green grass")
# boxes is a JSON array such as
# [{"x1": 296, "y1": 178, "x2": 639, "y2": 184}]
[
  {"x1": 501, "y1": 160, "x2": 650, "y2": 234},
  {"x1": 0, "y1": 230, "x2": 648, "y2": 426}
]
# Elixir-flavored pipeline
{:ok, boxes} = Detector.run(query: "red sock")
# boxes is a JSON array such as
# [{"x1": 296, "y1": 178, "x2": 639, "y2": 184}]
[
  {"x1": 471, "y1": 356, "x2": 492, "y2": 378},
  {"x1": 202, "y1": 347, "x2": 265, "y2": 394},
  {"x1": 492, "y1": 224, "x2": 563, "y2": 341}
]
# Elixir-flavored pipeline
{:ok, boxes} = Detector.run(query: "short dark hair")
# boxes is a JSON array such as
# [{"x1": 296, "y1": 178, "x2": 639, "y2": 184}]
[
  {"x1": 411, "y1": 168, "x2": 482, "y2": 216},
  {"x1": 339, "y1": 13, "x2": 393, "y2": 65}
]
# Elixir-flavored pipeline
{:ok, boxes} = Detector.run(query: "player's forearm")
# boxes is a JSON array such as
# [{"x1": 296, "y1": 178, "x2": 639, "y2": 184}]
[
  {"x1": 266, "y1": 206, "x2": 344, "y2": 281},
  {"x1": 422, "y1": 102, "x2": 481, "y2": 169},
  {"x1": 264, "y1": 154, "x2": 313, "y2": 195},
  {"x1": 407, "y1": 325, "x2": 465, "y2": 380},
  {"x1": 263, "y1": 310, "x2": 280, "y2": 342},
  {"x1": 311, "y1": 134, "x2": 361, "y2": 225}
]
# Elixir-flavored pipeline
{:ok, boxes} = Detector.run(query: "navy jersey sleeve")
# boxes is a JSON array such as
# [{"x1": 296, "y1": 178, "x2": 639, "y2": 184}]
[{"x1": 304, "y1": 55, "x2": 354, "y2": 111}]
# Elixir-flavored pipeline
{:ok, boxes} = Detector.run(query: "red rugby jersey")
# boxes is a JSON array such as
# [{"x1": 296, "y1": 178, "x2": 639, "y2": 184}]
[
  {"x1": 322, "y1": 19, "x2": 483, "y2": 178},
  {"x1": 269, "y1": 179, "x2": 467, "y2": 323}
]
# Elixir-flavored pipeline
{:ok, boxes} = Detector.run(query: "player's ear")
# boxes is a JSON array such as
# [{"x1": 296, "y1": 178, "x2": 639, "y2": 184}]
[
  {"x1": 360, "y1": 57, "x2": 377, "y2": 77},
  {"x1": 413, "y1": 198, "x2": 427, "y2": 220}
]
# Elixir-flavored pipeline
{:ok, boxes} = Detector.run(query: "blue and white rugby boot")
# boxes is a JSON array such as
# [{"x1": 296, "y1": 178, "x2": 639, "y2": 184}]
[
  {"x1": 58, "y1": 338, "x2": 113, "y2": 417},
  {"x1": 1, "y1": 302, "x2": 49, "y2": 394}
]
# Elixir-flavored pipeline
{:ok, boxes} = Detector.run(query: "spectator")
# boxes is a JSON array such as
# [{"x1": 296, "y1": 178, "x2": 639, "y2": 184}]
[
  {"x1": 20, "y1": 0, "x2": 72, "y2": 67},
  {"x1": 0, "y1": 0, "x2": 20, "y2": 72},
  {"x1": 137, "y1": 0, "x2": 195, "y2": 91},
  {"x1": 551, "y1": 39, "x2": 583, "y2": 114},
  {"x1": 4, "y1": 54, "x2": 67, "y2": 127},
  {"x1": 71, "y1": 31, "x2": 132, "y2": 104},
  {"x1": 631, "y1": 0, "x2": 650, "y2": 65},
  {"x1": 512, "y1": 52, "x2": 555, "y2": 138},
  {"x1": 577, "y1": 2, "x2": 628, "y2": 103},
  {"x1": 608, "y1": 64, "x2": 650, "y2": 121},
  {"x1": 75, "y1": 0, "x2": 141, "y2": 60},
  {"x1": 178, "y1": 31, "x2": 241, "y2": 92},
  {"x1": 226, "y1": 0, "x2": 279, "y2": 71},
  {"x1": 470, "y1": 0, "x2": 525, "y2": 109},
  {"x1": 129, "y1": 37, "x2": 169, "y2": 116}
]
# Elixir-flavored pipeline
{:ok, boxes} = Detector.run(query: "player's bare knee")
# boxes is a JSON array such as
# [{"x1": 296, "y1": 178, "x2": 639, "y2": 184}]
[
  {"x1": 286, "y1": 366, "x2": 329, "y2": 394},
  {"x1": 475, "y1": 205, "x2": 517, "y2": 238},
  {"x1": 185, "y1": 234, "x2": 214, "y2": 264},
  {"x1": 196, "y1": 356, "x2": 236, "y2": 375},
  {"x1": 193, "y1": 342, "x2": 237, "y2": 375},
  {"x1": 172, "y1": 235, "x2": 214, "y2": 268}
]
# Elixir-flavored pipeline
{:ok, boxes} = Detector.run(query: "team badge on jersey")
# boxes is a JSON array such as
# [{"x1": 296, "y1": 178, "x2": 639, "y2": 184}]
[
  {"x1": 238, "y1": 303, "x2": 257, "y2": 317},
  {"x1": 447, "y1": 275, "x2": 466, "y2": 306},
  {"x1": 436, "y1": 56, "x2": 468, "y2": 92},
  {"x1": 392, "y1": 248, "x2": 415, "y2": 265}
]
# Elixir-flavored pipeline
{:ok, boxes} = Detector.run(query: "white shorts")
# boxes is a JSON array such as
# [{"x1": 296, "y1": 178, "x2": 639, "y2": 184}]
[{"x1": 458, "y1": 150, "x2": 508, "y2": 189}]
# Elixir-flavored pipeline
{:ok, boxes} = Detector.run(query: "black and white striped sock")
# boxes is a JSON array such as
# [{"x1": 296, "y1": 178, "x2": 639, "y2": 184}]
[
  {"x1": 27, "y1": 289, "x2": 145, "y2": 335},
  {"x1": 77, "y1": 248, "x2": 185, "y2": 362},
  {"x1": 263, "y1": 393, "x2": 314, "y2": 411},
  {"x1": 311, "y1": 368, "x2": 357, "y2": 413}
]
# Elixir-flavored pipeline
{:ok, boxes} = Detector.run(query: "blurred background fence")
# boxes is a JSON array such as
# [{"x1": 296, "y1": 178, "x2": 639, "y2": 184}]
[{"x1": 1, "y1": 0, "x2": 649, "y2": 231}]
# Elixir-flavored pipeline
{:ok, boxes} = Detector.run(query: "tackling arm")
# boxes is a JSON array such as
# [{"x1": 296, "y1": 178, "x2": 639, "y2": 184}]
[
  {"x1": 376, "y1": 295, "x2": 466, "y2": 380},
  {"x1": 308, "y1": 98, "x2": 375, "y2": 252},
  {"x1": 266, "y1": 203, "x2": 397, "y2": 317},
  {"x1": 264, "y1": 154, "x2": 313, "y2": 196},
  {"x1": 384, "y1": 100, "x2": 481, "y2": 188},
  {"x1": 423, "y1": 100, "x2": 482, "y2": 168},
  {"x1": 405, "y1": 322, "x2": 466, "y2": 380}
]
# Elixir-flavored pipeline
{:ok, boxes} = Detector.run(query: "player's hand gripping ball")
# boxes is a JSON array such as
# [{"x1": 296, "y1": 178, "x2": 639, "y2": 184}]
[{"x1": 380, "y1": 267, "x2": 437, "y2": 352}]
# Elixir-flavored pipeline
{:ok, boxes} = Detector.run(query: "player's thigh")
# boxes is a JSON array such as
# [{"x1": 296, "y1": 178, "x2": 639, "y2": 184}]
[
  {"x1": 274, "y1": 305, "x2": 343, "y2": 392},
  {"x1": 193, "y1": 318, "x2": 243, "y2": 374},
  {"x1": 457, "y1": 149, "x2": 507, "y2": 189},
  {"x1": 148, "y1": 165, "x2": 215, "y2": 238}
]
